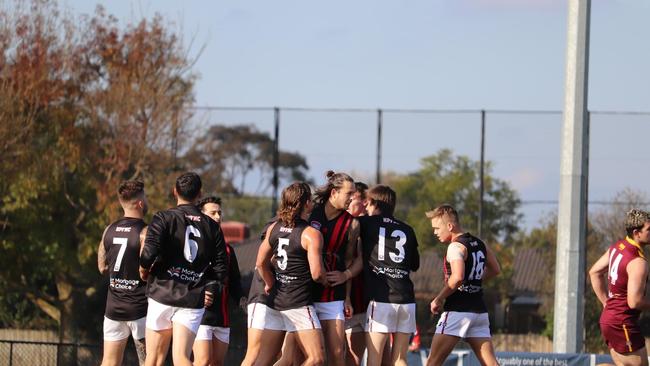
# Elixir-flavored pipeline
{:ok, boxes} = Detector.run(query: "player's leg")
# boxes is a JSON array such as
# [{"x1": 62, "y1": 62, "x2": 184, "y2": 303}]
[
  {"x1": 253, "y1": 330, "x2": 286, "y2": 366},
  {"x1": 466, "y1": 338, "x2": 499, "y2": 366},
  {"x1": 243, "y1": 303, "x2": 285, "y2": 366},
  {"x1": 211, "y1": 327, "x2": 230, "y2": 366},
  {"x1": 101, "y1": 339, "x2": 128, "y2": 366},
  {"x1": 128, "y1": 316, "x2": 147, "y2": 366},
  {"x1": 345, "y1": 327, "x2": 366, "y2": 366},
  {"x1": 314, "y1": 301, "x2": 346, "y2": 366},
  {"x1": 144, "y1": 328, "x2": 172, "y2": 366},
  {"x1": 144, "y1": 299, "x2": 174, "y2": 366},
  {"x1": 241, "y1": 327, "x2": 264, "y2": 366},
  {"x1": 366, "y1": 332, "x2": 389, "y2": 366},
  {"x1": 426, "y1": 334, "x2": 459, "y2": 366},
  {"x1": 192, "y1": 325, "x2": 213, "y2": 366},
  {"x1": 170, "y1": 306, "x2": 204, "y2": 366},
  {"x1": 294, "y1": 330, "x2": 325, "y2": 366},
  {"x1": 101, "y1": 317, "x2": 130, "y2": 366},
  {"x1": 391, "y1": 333, "x2": 411, "y2": 366},
  {"x1": 610, "y1": 347, "x2": 649, "y2": 366},
  {"x1": 275, "y1": 332, "x2": 299, "y2": 366},
  {"x1": 391, "y1": 302, "x2": 417, "y2": 366}
]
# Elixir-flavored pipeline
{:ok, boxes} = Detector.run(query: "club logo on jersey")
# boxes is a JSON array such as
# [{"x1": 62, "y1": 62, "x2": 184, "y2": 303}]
[
  {"x1": 115, "y1": 227, "x2": 132, "y2": 232},
  {"x1": 470, "y1": 241, "x2": 478, "y2": 247},
  {"x1": 310, "y1": 221, "x2": 321, "y2": 230},
  {"x1": 279, "y1": 226, "x2": 293, "y2": 233},
  {"x1": 185, "y1": 214, "x2": 202, "y2": 222},
  {"x1": 619, "y1": 243, "x2": 626, "y2": 250}
]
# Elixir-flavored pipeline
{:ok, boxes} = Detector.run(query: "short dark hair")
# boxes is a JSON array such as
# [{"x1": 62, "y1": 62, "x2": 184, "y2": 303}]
[
  {"x1": 354, "y1": 182, "x2": 369, "y2": 200},
  {"x1": 367, "y1": 185, "x2": 396, "y2": 216},
  {"x1": 118, "y1": 180, "x2": 144, "y2": 202},
  {"x1": 175, "y1": 172, "x2": 202, "y2": 201},
  {"x1": 197, "y1": 196, "x2": 222, "y2": 210}
]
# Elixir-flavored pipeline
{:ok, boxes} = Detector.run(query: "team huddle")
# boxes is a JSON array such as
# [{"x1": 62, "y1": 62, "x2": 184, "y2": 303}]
[{"x1": 97, "y1": 170, "x2": 501, "y2": 366}]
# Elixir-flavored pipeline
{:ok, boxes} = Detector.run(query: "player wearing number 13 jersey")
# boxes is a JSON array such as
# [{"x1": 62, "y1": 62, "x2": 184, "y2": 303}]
[
  {"x1": 425, "y1": 204, "x2": 501, "y2": 366},
  {"x1": 590, "y1": 209, "x2": 650, "y2": 365},
  {"x1": 359, "y1": 185, "x2": 419, "y2": 366},
  {"x1": 140, "y1": 172, "x2": 228, "y2": 366}
]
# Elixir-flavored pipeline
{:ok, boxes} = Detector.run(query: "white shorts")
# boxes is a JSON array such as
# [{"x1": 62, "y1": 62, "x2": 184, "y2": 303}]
[
  {"x1": 345, "y1": 313, "x2": 366, "y2": 334},
  {"x1": 247, "y1": 303, "x2": 284, "y2": 331},
  {"x1": 365, "y1": 301, "x2": 416, "y2": 334},
  {"x1": 103, "y1": 316, "x2": 146, "y2": 341},
  {"x1": 314, "y1": 301, "x2": 345, "y2": 321},
  {"x1": 146, "y1": 298, "x2": 205, "y2": 334},
  {"x1": 195, "y1": 325, "x2": 230, "y2": 344},
  {"x1": 280, "y1": 306, "x2": 321, "y2": 332},
  {"x1": 435, "y1": 311, "x2": 491, "y2": 339}
]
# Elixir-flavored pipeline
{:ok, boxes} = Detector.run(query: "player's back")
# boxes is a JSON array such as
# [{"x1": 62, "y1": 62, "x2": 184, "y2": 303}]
[
  {"x1": 601, "y1": 238, "x2": 645, "y2": 325},
  {"x1": 359, "y1": 214, "x2": 419, "y2": 304},
  {"x1": 142, "y1": 204, "x2": 227, "y2": 308},
  {"x1": 104, "y1": 217, "x2": 148, "y2": 321}
]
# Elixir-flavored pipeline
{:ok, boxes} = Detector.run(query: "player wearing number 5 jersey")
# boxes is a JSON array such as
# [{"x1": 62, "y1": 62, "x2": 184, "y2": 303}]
[
  {"x1": 590, "y1": 209, "x2": 650, "y2": 366},
  {"x1": 425, "y1": 204, "x2": 500, "y2": 366},
  {"x1": 140, "y1": 172, "x2": 228, "y2": 366},
  {"x1": 98, "y1": 180, "x2": 149, "y2": 366},
  {"x1": 358, "y1": 185, "x2": 419, "y2": 366},
  {"x1": 255, "y1": 182, "x2": 327, "y2": 366}
]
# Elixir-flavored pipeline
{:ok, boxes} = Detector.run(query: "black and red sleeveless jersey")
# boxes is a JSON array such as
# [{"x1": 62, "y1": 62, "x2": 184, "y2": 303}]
[
  {"x1": 359, "y1": 215, "x2": 419, "y2": 304},
  {"x1": 103, "y1": 217, "x2": 148, "y2": 321},
  {"x1": 308, "y1": 205, "x2": 354, "y2": 302},
  {"x1": 141, "y1": 204, "x2": 228, "y2": 309},
  {"x1": 601, "y1": 237, "x2": 645, "y2": 325},
  {"x1": 201, "y1": 244, "x2": 244, "y2": 327},
  {"x1": 443, "y1": 233, "x2": 487, "y2": 313},
  {"x1": 265, "y1": 219, "x2": 314, "y2": 310}
]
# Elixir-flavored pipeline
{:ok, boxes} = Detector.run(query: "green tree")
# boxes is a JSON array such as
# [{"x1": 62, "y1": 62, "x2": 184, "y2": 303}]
[
  {"x1": 391, "y1": 149, "x2": 521, "y2": 248},
  {"x1": 0, "y1": 1, "x2": 196, "y2": 342}
]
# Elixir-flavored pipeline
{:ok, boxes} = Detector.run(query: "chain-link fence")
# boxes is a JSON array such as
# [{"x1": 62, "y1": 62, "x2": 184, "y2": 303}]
[
  {"x1": 188, "y1": 106, "x2": 650, "y2": 233},
  {"x1": 0, "y1": 340, "x2": 247, "y2": 366}
]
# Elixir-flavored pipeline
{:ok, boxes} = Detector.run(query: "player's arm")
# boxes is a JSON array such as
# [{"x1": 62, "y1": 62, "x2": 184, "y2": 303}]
[
  {"x1": 97, "y1": 226, "x2": 110, "y2": 275},
  {"x1": 627, "y1": 257, "x2": 650, "y2": 311},
  {"x1": 482, "y1": 244, "x2": 501, "y2": 281},
  {"x1": 255, "y1": 223, "x2": 277, "y2": 294},
  {"x1": 304, "y1": 226, "x2": 328, "y2": 286},
  {"x1": 431, "y1": 242, "x2": 466, "y2": 314},
  {"x1": 588, "y1": 249, "x2": 610, "y2": 307},
  {"x1": 140, "y1": 213, "x2": 165, "y2": 280},
  {"x1": 209, "y1": 223, "x2": 229, "y2": 289}
]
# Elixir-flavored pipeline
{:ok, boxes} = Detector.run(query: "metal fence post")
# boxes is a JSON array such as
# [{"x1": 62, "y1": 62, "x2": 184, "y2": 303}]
[
  {"x1": 272, "y1": 107, "x2": 280, "y2": 215},
  {"x1": 479, "y1": 110, "x2": 486, "y2": 238},
  {"x1": 376, "y1": 109, "x2": 383, "y2": 184}
]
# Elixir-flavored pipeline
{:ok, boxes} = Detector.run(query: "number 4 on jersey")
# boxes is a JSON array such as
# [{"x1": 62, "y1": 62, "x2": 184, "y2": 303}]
[{"x1": 608, "y1": 250, "x2": 623, "y2": 285}]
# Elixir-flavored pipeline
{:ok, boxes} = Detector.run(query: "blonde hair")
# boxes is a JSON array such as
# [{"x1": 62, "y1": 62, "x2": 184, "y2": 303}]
[
  {"x1": 425, "y1": 204, "x2": 460, "y2": 225},
  {"x1": 625, "y1": 208, "x2": 650, "y2": 237}
]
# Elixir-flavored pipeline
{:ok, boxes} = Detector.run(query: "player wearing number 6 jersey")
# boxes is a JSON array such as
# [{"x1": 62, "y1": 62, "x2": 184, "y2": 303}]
[
  {"x1": 358, "y1": 185, "x2": 419, "y2": 366},
  {"x1": 98, "y1": 180, "x2": 149, "y2": 366},
  {"x1": 140, "y1": 172, "x2": 228, "y2": 366},
  {"x1": 425, "y1": 204, "x2": 500, "y2": 366},
  {"x1": 590, "y1": 209, "x2": 650, "y2": 366},
  {"x1": 255, "y1": 182, "x2": 327, "y2": 366}
]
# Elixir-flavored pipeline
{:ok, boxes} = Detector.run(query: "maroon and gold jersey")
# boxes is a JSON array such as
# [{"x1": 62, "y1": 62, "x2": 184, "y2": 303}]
[{"x1": 600, "y1": 237, "x2": 646, "y2": 325}]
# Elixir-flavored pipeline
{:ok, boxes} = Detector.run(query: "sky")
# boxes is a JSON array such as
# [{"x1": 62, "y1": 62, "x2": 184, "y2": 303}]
[{"x1": 62, "y1": 0, "x2": 650, "y2": 230}]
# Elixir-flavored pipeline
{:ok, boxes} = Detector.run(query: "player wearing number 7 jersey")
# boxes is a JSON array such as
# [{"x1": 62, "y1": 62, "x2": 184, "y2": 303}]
[
  {"x1": 358, "y1": 185, "x2": 420, "y2": 366},
  {"x1": 590, "y1": 209, "x2": 650, "y2": 366},
  {"x1": 98, "y1": 180, "x2": 149, "y2": 366},
  {"x1": 425, "y1": 204, "x2": 500, "y2": 366},
  {"x1": 140, "y1": 172, "x2": 228, "y2": 366}
]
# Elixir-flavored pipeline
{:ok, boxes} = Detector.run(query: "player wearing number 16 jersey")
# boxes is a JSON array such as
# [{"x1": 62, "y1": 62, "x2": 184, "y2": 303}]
[
  {"x1": 140, "y1": 172, "x2": 228, "y2": 366},
  {"x1": 359, "y1": 185, "x2": 419, "y2": 366},
  {"x1": 98, "y1": 180, "x2": 149, "y2": 366},
  {"x1": 425, "y1": 204, "x2": 501, "y2": 366},
  {"x1": 590, "y1": 209, "x2": 650, "y2": 366}
]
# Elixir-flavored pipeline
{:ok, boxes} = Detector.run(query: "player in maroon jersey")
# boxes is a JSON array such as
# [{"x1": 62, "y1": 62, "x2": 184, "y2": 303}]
[{"x1": 590, "y1": 209, "x2": 650, "y2": 366}]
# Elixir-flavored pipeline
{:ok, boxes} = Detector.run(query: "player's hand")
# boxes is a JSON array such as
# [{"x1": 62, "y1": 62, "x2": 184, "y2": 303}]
[
  {"x1": 326, "y1": 271, "x2": 348, "y2": 286},
  {"x1": 430, "y1": 298, "x2": 443, "y2": 314},
  {"x1": 204, "y1": 291, "x2": 214, "y2": 308},
  {"x1": 344, "y1": 298, "x2": 353, "y2": 319},
  {"x1": 139, "y1": 267, "x2": 149, "y2": 281},
  {"x1": 264, "y1": 284, "x2": 272, "y2": 295}
]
